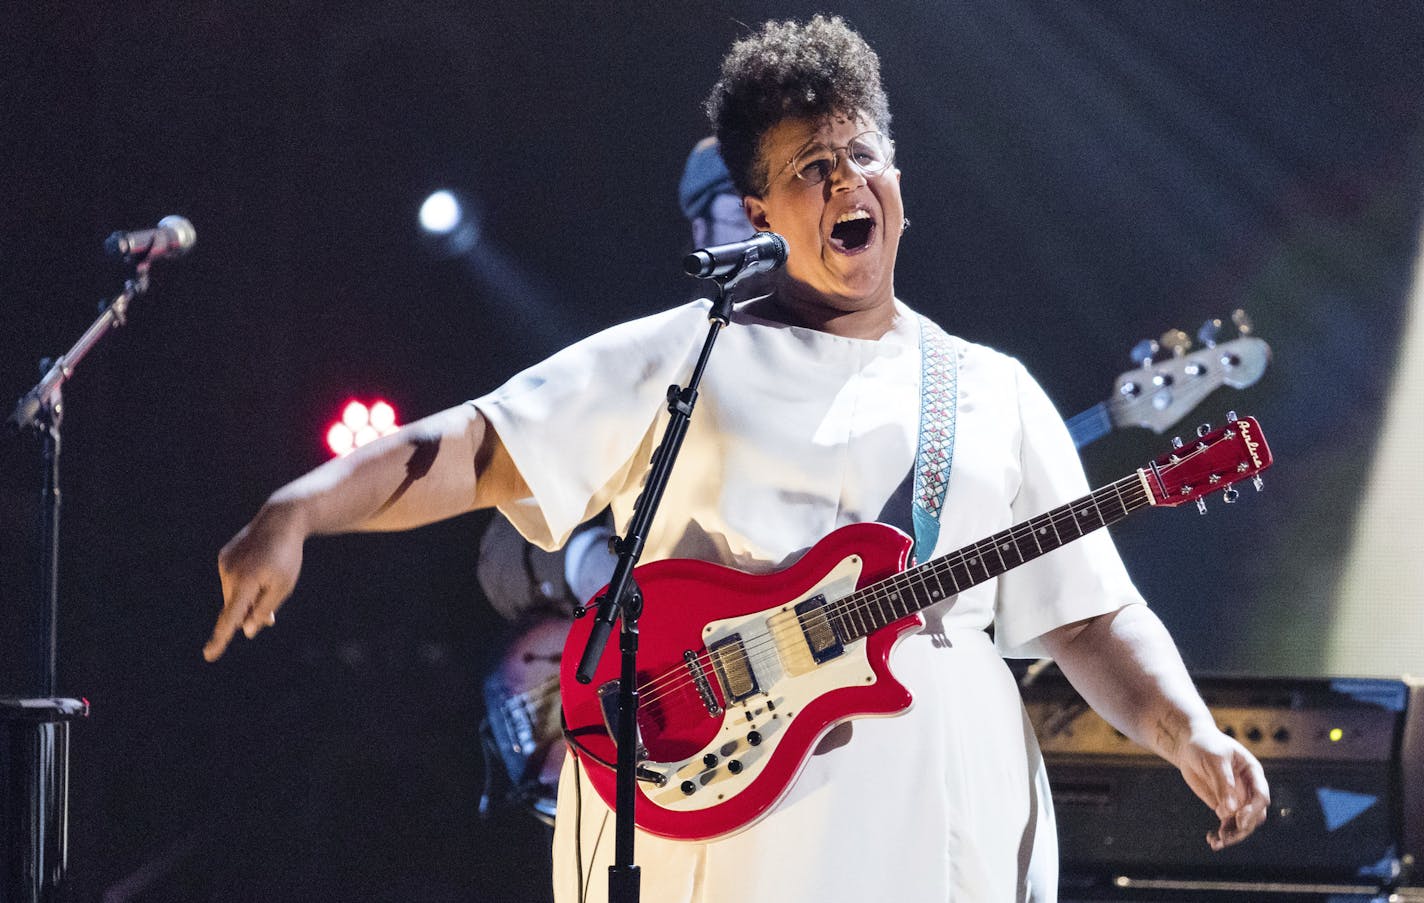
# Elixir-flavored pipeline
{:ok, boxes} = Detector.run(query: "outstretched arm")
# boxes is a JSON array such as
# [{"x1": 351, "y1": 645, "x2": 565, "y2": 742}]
[
  {"x1": 1039, "y1": 603, "x2": 1270, "y2": 850},
  {"x1": 204, "y1": 404, "x2": 527, "y2": 661}
]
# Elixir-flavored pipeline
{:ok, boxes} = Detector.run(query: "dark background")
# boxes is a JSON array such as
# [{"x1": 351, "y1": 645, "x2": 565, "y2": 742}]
[{"x1": 2, "y1": 3, "x2": 1422, "y2": 899}]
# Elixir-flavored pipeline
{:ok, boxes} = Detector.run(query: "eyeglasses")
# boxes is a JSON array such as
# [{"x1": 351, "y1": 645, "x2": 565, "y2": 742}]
[{"x1": 775, "y1": 131, "x2": 895, "y2": 188}]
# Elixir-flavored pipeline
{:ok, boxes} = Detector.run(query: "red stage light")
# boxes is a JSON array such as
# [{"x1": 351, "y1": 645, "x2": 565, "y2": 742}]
[
  {"x1": 342, "y1": 401, "x2": 370, "y2": 430},
  {"x1": 327, "y1": 398, "x2": 400, "y2": 457},
  {"x1": 327, "y1": 422, "x2": 356, "y2": 457}
]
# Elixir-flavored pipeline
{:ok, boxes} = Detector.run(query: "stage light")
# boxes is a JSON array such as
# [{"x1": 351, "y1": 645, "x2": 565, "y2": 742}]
[
  {"x1": 326, "y1": 398, "x2": 401, "y2": 457},
  {"x1": 342, "y1": 400, "x2": 370, "y2": 430},
  {"x1": 420, "y1": 190, "x2": 463, "y2": 235},
  {"x1": 327, "y1": 422, "x2": 356, "y2": 457},
  {"x1": 418, "y1": 188, "x2": 482, "y2": 257},
  {"x1": 369, "y1": 400, "x2": 396, "y2": 431}
]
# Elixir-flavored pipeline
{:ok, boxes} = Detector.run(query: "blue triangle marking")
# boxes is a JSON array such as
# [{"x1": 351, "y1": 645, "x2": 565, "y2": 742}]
[{"x1": 1316, "y1": 787, "x2": 1378, "y2": 832}]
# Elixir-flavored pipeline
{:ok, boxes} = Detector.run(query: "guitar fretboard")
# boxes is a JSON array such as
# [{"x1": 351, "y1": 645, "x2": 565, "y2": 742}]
[{"x1": 830, "y1": 473, "x2": 1151, "y2": 642}]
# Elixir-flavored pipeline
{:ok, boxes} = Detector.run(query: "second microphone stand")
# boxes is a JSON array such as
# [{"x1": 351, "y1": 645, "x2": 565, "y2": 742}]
[{"x1": 5, "y1": 258, "x2": 156, "y2": 902}]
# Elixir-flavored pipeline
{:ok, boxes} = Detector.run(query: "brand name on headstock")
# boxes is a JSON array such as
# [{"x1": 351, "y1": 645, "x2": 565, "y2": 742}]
[{"x1": 1239, "y1": 420, "x2": 1264, "y2": 470}]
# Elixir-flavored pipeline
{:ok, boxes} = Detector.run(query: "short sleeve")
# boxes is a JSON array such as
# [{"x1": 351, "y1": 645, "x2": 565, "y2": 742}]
[
  {"x1": 471, "y1": 301, "x2": 708, "y2": 550},
  {"x1": 992, "y1": 359, "x2": 1146, "y2": 657}
]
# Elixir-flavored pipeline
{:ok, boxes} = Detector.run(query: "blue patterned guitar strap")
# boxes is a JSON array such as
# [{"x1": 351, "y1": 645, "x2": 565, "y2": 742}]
[{"x1": 911, "y1": 314, "x2": 960, "y2": 564}]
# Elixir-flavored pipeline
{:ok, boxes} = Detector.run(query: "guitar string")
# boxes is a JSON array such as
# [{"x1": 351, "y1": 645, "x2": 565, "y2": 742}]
[
  {"x1": 631, "y1": 476, "x2": 1150, "y2": 708},
  {"x1": 628, "y1": 474, "x2": 1154, "y2": 709}
]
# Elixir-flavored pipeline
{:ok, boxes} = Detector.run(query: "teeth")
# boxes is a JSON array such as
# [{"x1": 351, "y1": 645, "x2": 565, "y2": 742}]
[{"x1": 835, "y1": 209, "x2": 872, "y2": 224}]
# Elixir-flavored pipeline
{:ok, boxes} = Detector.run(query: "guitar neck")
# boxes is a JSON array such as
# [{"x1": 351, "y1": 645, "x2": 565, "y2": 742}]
[
  {"x1": 1065, "y1": 401, "x2": 1113, "y2": 449},
  {"x1": 831, "y1": 472, "x2": 1152, "y2": 642}
]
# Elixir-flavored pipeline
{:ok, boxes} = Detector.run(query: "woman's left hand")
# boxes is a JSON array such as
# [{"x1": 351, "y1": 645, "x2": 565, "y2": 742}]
[{"x1": 1174, "y1": 725, "x2": 1271, "y2": 850}]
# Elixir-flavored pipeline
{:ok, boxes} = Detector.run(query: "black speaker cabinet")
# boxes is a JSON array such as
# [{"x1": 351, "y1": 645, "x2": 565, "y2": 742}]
[{"x1": 1023, "y1": 673, "x2": 1424, "y2": 894}]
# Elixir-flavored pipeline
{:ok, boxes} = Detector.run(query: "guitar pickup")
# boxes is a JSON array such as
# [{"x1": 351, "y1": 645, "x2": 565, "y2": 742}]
[
  {"x1": 767, "y1": 594, "x2": 846, "y2": 676},
  {"x1": 709, "y1": 634, "x2": 759, "y2": 704},
  {"x1": 795, "y1": 595, "x2": 844, "y2": 664}
]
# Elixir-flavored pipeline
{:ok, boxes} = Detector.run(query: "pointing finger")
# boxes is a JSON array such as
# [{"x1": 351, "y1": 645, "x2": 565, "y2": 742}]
[{"x1": 205, "y1": 580, "x2": 257, "y2": 662}]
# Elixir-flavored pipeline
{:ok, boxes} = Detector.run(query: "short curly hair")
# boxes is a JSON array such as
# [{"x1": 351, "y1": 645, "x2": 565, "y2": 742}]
[{"x1": 705, "y1": 15, "x2": 892, "y2": 197}]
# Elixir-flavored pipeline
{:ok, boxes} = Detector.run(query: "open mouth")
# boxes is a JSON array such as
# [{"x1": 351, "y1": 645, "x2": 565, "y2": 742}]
[{"x1": 829, "y1": 210, "x2": 875, "y2": 252}]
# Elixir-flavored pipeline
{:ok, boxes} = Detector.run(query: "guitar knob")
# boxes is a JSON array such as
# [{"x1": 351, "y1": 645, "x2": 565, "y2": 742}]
[
  {"x1": 1223, "y1": 487, "x2": 1240, "y2": 504},
  {"x1": 1231, "y1": 309, "x2": 1254, "y2": 336},
  {"x1": 680, "y1": 780, "x2": 697, "y2": 796},
  {"x1": 1130, "y1": 338, "x2": 1159, "y2": 368},
  {"x1": 1197, "y1": 318, "x2": 1223, "y2": 348},
  {"x1": 1160, "y1": 328, "x2": 1192, "y2": 357},
  {"x1": 1196, "y1": 423, "x2": 1211, "y2": 437},
  {"x1": 703, "y1": 753, "x2": 719, "y2": 768},
  {"x1": 726, "y1": 759, "x2": 744, "y2": 775},
  {"x1": 747, "y1": 730, "x2": 763, "y2": 746},
  {"x1": 1196, "y1": 498, "x2": 1208, "y2": 516}
]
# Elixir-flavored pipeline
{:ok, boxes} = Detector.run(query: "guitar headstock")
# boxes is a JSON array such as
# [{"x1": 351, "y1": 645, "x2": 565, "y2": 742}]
[
  {"x1": 1144, "y1": 414, "x2": 1273, "y2": 509},
  {"x1": 1110, "y1": 314, "x2": 1271, "y2": 434}
]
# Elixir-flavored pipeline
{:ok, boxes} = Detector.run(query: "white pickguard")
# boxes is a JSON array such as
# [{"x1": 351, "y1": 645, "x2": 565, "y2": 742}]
[{"x1": 640, "y1": 554, "x2": 878, "y2": 812}]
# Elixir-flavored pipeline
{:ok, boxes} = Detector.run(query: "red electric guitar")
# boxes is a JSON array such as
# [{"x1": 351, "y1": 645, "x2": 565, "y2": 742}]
[{"x1": 561, "y1": 415, "x2": 1273, "y2": 840}]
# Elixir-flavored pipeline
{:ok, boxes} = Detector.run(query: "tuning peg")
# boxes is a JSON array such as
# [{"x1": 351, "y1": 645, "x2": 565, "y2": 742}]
[
  {"x1": 1252, "y1": 475, "x2": 1264, "y2": 491},
  {"x1": 1160, "y1": 328, "x2": 1192, "y2": 357},
  {"x1": 1130, "y1": 338, "x2": 1159, "y2": 368},
  {"x1": 1197, "y1": 318, "x2": 1224, "y2": 348},
  {"x1": 1196, "y1": 422, "x2": 1212, "y2": 437},
  {"x1": 1171, "y1": 436, "x2": 1184, "y2": 449},
  {"x1": 1196, "y1": 498, "x2": 1208, "y2": 515},
  {"x1": 1227, "y1": 410, "x2": 1238, "y2": 422},
  {"x1": 1223, "y1": 487, "x2": 1240, "y2": 504},
  {"x1": 1231, "y1": 309, "x2": 1254, "y2": 336}
]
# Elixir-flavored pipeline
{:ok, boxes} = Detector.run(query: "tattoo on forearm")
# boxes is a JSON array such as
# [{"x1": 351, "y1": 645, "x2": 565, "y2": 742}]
[{"x1": 1155, "y1": 711, "x2": 1190, "y2": 758}]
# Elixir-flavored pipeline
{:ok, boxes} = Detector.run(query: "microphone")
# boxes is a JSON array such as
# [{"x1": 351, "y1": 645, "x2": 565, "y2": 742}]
[
  {"x1": 683, "y1": 231, "x2": 787, "y2": 282},
  {"x1": 105, "y1": 215, "x2": 197, "y2": 261}
]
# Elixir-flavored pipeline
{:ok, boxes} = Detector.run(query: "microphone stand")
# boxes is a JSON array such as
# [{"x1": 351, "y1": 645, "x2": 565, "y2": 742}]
[
  {"x1": 573, "y1": 279, "x2": 740, "y2": 903},
  {"x1": 10, "y1": 260, "x2": 153, "y2": 689},
  {"x1": 4, "y1": 259, "x2": 154, "y2": 901}
]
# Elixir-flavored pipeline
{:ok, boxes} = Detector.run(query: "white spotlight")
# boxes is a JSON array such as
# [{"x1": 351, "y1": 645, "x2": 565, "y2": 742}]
[{"x1": 419, "y1": 190, "x2": 463, "y2": 235}]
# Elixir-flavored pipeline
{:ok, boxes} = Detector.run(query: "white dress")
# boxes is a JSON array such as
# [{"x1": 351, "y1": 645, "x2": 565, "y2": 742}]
[{"x1": 473, "y1": 299, "x2": 1144, "y2": 903}]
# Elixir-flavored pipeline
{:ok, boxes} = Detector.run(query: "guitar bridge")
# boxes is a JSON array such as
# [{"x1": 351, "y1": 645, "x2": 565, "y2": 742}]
[{"x1": 684, "y1": 650, "x2": 722, "y2": 715}]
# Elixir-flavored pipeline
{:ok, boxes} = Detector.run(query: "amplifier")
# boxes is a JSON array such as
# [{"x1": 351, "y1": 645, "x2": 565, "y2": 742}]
[{"x1": 1022, "y1": 672, "x2": 1424, "y2": 892}]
